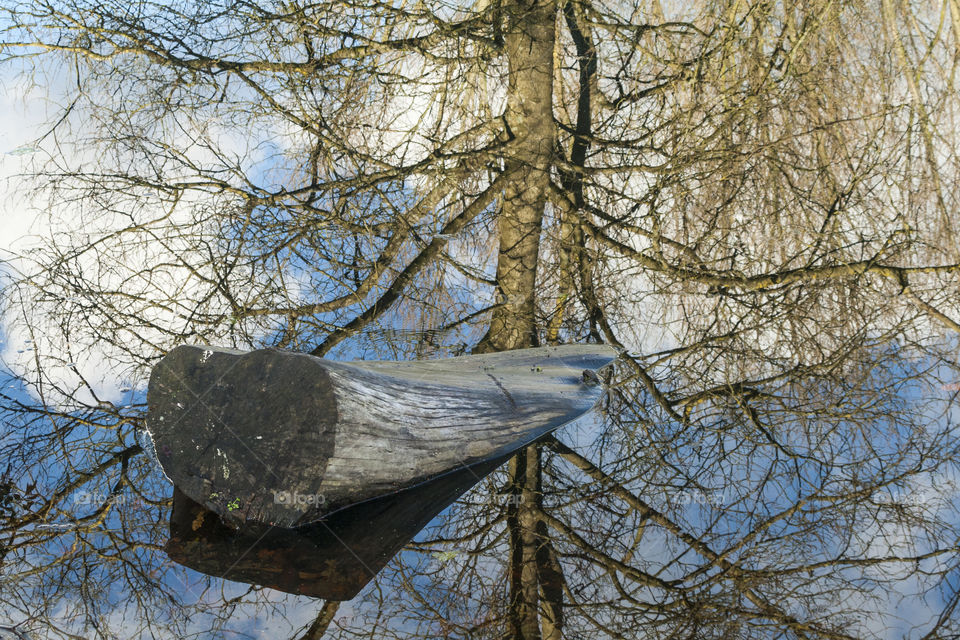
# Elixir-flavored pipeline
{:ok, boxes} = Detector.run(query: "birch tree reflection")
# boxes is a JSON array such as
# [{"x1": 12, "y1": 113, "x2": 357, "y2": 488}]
[{"x1": 1, "y1": 0, "x2": 960, "y2": 638}]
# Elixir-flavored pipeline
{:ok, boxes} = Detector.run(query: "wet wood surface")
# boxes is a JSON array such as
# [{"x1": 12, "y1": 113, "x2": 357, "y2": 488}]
[{"x1": 148, "y1": 344, "x2": 617, "y2": 528}]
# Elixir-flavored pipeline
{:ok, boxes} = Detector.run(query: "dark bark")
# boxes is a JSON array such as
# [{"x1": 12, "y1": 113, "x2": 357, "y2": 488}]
[{"x1": 560, "y1": 1, "x2": 603, "y2": 344}]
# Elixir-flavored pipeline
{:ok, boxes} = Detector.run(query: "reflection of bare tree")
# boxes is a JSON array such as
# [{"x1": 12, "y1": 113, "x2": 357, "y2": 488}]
[{"x1": 1, "y1": 0, "x2": 959, "y2": 637}]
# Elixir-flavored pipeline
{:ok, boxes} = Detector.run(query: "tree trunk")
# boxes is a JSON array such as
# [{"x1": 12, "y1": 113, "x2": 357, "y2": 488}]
[
  {"x1": 474, "y1": 2, "x2": 557, "y2": 639},
  {"x1": 476, "y1": 0, "x2": 556, "y2": 355},
  {"x1": 298, "y1": 601, "x2": 340, "y2": 640}
]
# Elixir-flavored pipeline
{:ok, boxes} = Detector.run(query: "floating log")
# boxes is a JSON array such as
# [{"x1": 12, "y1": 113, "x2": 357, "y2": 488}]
[{"x1": 147, "y1": 344, "x2": 617, "y2": 528}]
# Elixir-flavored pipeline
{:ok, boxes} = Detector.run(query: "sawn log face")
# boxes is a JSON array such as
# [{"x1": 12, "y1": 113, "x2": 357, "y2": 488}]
[{"x1": 147, "y1": 344, "x2": 617, "y2": 528}]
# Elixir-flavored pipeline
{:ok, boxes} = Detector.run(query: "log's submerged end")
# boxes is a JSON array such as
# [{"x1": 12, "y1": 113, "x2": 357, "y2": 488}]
[
  {"x1": 165, "y1": 451, "x2": 511, "y2": 600},
  {"x1": 147, "y1": 344, "x2": 618, "y2": 528}
]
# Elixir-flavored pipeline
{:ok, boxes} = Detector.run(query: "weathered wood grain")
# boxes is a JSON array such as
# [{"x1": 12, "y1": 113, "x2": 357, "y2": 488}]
[{"x1": 147, "y1": 344, "x2": 617, "y2": 528}]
